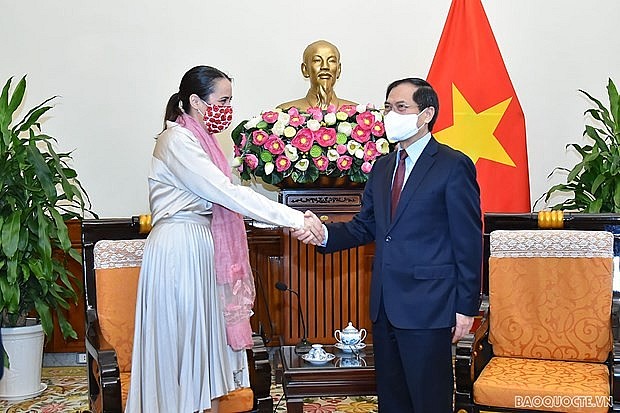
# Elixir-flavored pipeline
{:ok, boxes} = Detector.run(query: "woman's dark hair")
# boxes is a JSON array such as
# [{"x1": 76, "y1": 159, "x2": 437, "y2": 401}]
[
  {"x1": 163, "y1": 65, "x2": 231, "y2": 128},
  {"x1": 386, "y1": 77, "x2": 439, "y2": 131}
]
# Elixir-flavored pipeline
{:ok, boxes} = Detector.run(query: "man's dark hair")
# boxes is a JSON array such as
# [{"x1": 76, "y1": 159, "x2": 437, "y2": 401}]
[{"x1": 386, "y1": 78, "x2": 439, "y2": 132}]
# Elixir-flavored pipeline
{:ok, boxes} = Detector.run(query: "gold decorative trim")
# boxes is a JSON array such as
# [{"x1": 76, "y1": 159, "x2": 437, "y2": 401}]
[
  {"x1": 139, "y1": 214, "x2": 152, "y2": 234},
  {"x1": 537, "y1": 210, "x2": 564, "y2": 229}
]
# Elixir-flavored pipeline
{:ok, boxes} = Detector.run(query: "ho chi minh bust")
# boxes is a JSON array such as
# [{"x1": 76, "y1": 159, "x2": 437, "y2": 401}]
[{"x1": 277, "y1": 40, "x2": 357, "y2": 111}]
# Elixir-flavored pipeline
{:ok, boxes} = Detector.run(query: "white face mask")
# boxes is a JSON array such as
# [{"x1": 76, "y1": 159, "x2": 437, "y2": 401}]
[{"x1": 384, "y1": 108, "x2": 426, "y2": 143}]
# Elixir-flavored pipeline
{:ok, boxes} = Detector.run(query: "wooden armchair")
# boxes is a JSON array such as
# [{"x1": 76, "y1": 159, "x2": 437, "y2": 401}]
[
  {"x1": 82, "y1": 216, "x2": 272, "y2": 413},
  {"x1": 455, "y1": 228, "x2": 620, "y2": 413}
]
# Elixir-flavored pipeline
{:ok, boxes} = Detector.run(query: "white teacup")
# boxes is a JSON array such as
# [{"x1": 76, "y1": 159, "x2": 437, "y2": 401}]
[
  {"x1": 334, "y1": 322, "x2": 367, "y2": 346},
  {"x1": 307, "y1": 344, "x2": 328, "y2": 360}
]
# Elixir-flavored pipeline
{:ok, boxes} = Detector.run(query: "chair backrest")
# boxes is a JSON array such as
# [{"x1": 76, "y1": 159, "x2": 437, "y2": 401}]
[
  {"x1": 488, "y1": 229, "x2": 614, "y2": 362},
  {"x1": 93, "y1": 239, "x2": 144, "y2": 372}
]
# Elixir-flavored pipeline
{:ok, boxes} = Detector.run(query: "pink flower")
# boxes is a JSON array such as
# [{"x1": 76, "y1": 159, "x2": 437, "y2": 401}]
[
  {"x1": 244, "y1": 154, "x2": 259, "y2": 170},
  {"x1": 339, "y1": 104, "x2": 357, "y2": 116},
  {"x1": 265, "y1": 135, "x2": 285, "y2": 155},
  {"x1": 314, "y1": 127, "x2": 337, "y2": 147},
  {"x1": 355, "y1": 112, "x2": 375, "y2": 130},
  {"x1": 352, "y1": 125, "x2": 371, "y2": 143},
  {"x1": 337, "y1": 155, "x2": 353, "y2": 171},
  {"x1": 371, "y1": 121, "x2": 385, "y2": 137},
  {"x1": 326, "y1": 104, "x2": 337, "y2": 113},
  {"x1": 261, "y1": 111, "x2": 279, "y2": 123},
  {"x1": 291, "y1": 128, "x2": 314, "y2": 152},
  {"x1": 313, "y1": 155, "x2": 329, "y2": 171},
  {"x1": 306, "y1": 106, "x2": 323, "y2": 121},
  {"x1": 361, "y1": 161, "x2": 373, "y2": 173},
  {"x1": 275, "y1": 155, "x2": 291, "y2": 172},
  {"x1": 288, "y1": 107, "x2": 305, "y2": 127},
  {"x1": 336, "y1": 144, "x2": 347, "y2": 154},
  {"x1": 252, "y1": 130, "x2": 269, "y2": 146},
  {"x1": 239, "y1": 132, "x2": 247, "y2": 147},
  {"x1": 363, "y1": 141, "x2": 379, "y2": 161}
]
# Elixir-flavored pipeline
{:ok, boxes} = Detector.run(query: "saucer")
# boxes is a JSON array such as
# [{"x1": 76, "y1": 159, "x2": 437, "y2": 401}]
[
  {"x1": 302, "y1": 352, "x2": 335, "y2": 364},
  {"x1": 335, "y1": 342, "x2": 367, "y2": 352}
]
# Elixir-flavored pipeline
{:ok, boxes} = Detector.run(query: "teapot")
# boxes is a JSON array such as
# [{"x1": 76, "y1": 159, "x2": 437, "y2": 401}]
[{"x1": 334, "y1": 322, "x2": 367, "y2": 346}]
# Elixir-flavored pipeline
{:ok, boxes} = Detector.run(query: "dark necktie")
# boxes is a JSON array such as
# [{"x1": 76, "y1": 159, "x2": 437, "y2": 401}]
[{"x1": 391, "y1": 150, "x2": 408, "y2": 218}]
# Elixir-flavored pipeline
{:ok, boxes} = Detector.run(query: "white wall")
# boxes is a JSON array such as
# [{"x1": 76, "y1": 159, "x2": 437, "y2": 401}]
[{"x1": 2, "y1": 0, "x2": 619, "y2": 217}]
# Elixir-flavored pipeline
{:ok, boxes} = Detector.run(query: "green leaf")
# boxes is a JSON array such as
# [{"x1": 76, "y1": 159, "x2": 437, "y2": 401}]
[
  {"x1": 591, "y1": 174, "x2": 606, "y2": 194},
  {"x1": 56, "y1": 309, "x2": 77, "y2": 340},
  {"x1": 33, "y1": 299, "x2": 53, "y2": 337},
  {"x1": 7, "y1": 76, "x2": 26, "y2": 114},
  {"x1": 1, "y1": 210, "x2": 21, "y2": 258}
]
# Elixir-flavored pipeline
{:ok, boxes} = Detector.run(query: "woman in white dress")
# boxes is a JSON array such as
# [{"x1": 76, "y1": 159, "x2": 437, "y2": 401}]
[{"x1": 125, "y1": 65, "x2": 321, "y2": 413}]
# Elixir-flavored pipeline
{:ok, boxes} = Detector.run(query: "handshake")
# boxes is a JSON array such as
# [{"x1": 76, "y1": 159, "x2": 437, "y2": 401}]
[{"x1": 290, "y1": 210, "x2": 325, "y2": 246}]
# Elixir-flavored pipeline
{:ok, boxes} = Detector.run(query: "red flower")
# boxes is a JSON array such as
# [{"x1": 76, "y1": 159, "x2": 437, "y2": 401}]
[
  {"x1": 339, "y1": 104, "x2": 357, "y2": 116},
  {"x1": 306, "y1": 106, "x2": 323, "y2": 121},
  {"x1": 363, "y1": 141, "x2": 379, "y2": 161},
  {"x1": 265, "y1": 135, "x2": 285, "y2": 155},
  {"x1": 252, "y1": 130, "x2": 269, "y2": 146},
  {"x1": 355, "y1": 112, "x2": 375, "y2": 130},
  {"x1": 275, "y1": 155, "x2": 291, "y2": 172},
  {"x1": 261, "y1": 111, "x2": 279, "y2": 123},
  {"x1": 352, "y1": 125, "x2": 371, "y2": 143},
  {"x1": 288, "y1": 107, "x2": 305, "y2": 127},
  {"x1": 371, "y1": 120, "x2": 385, "y2": 137},
  {"x1": 314, "y1": 127, "x2": 337, "y2": 147},
  {"x1": 337, "y1": 155, "x2": 353, "y2": 171},
  {"x1": 291, "y1": 128, "x2": 314, "y2": 152},
  {"x1": 313, "y1": 155, "x2": 329, "y2": 171},
  {"x1": 245, "y1": 154, "x2": 259, "y2": 170}
]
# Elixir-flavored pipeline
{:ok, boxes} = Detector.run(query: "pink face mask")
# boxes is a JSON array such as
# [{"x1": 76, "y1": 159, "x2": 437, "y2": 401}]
[{"x1": 200, "y1": 102, "x2": 233, "y2": 134}]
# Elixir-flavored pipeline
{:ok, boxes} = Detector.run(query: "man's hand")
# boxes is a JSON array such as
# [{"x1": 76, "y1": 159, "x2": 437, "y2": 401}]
[
  {"x1": 452, "y1": 313, "x2": 474, "y2": 343},
  {"x1": 290, "y1": 210, "x2": 324, "y2": 245}
]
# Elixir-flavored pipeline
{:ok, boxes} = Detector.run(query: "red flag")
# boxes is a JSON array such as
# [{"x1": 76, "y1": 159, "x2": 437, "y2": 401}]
[{"x1": 427, "y1": 0, "x2": 530, "y2": 213}]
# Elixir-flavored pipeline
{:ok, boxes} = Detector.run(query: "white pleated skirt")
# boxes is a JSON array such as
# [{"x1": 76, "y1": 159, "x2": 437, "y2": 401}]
[{"x1": 125, "y1": 213, "x2": 250, "y2": 413}]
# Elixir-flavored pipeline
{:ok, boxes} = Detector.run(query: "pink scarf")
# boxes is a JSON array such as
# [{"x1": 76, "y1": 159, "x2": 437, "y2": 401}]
[{"x1": 176, "y1": 113, "x2": 255, "y2": 351}]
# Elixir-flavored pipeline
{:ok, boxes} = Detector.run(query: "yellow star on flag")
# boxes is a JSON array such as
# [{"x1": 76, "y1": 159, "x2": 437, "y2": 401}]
[{"x1": 435, "y1": 84, "x2": 514, "y2": 167}]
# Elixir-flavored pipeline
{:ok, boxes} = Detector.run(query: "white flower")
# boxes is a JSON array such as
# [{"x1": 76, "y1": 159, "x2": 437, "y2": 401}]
[
  {"x1": 307, "y1": 119, "x2": 321, "y2": 132},
  {"x1": 337, "y1": 122, "x2": 352, "y2": 136},
  {"x1": 354, "y1": 148, "x2": 365, "y2": 159},
  {"x1": 295, "y1": 159, "x2": 309, "y2": 171},
  {"x1": 356, "y1": 104, "x2": 367, "y2": 114},
  {"x1": 278, "y1": 112, "x2": 290, "y2": 125},
  {"x1": 283, "y1": 126, "x2": 297, "y2": 138},
  {"x1": 264, "y1": 162, "x2": 275, "y2": 175},
  {"x1": 372, "y1": 111, "x2": 383, "y2": 122},
  {"x1": 327, "y1": 148, "x2": 339, "y2": 161},
  {"x1": 324, "y1": 112, "x2": 337, "y2": 125},
  {"x1": 375, "y1": 138, "x2": 390, "y2": 154},
  {"x1": 347, "y1": 141, "x2": 362, "y2": 155},
  {"x1": 245, "y1": 115, "x2": 262, "y2": 129},
  {"x1": 231, "y1": 156, "x2": 243, "y2": 167},
  {"x1": 272, "y1": 120, "x2": 286, "y2": 136},
  {"x1": 285, "y1": 144, "x2": 299, "y2": 161}
]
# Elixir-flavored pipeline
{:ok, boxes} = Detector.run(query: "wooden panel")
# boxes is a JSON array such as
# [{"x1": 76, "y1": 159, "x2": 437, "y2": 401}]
[{"x1": 277, "y1": 187, "x2": 375, "y2": 346}]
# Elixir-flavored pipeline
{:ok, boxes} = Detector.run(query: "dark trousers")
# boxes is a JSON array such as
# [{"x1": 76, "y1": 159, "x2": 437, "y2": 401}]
[{"x1": 373, "y1": 300, "x2": 453, "y2": 413}]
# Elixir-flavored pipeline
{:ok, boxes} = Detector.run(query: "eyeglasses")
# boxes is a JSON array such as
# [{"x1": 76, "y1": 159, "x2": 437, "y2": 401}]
[{"x1": 383, "y1": 102, "x2": 419, "y2": 114}]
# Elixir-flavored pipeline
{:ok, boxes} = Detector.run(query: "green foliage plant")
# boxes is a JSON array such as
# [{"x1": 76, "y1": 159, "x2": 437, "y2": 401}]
[
  {"x1": 543, "y1": 78, "x2": 620, "y2": 212},
  {"x1": 0, "y1": 75, "x2": 94, "y2": 340}
]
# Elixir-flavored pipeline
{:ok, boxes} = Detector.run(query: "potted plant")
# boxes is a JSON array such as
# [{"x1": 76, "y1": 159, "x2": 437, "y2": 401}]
[
  {"x1": 0, "y1": 76, "x2": 94, "y2": 400},
  {"x1": 542, "y1": 78, "x2": 620, "y2": 212}
]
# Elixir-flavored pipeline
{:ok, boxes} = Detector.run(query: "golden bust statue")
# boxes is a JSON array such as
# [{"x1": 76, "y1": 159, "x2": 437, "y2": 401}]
[{"x1": 278, "y1": 40, "x2": 357, "y2": 110}]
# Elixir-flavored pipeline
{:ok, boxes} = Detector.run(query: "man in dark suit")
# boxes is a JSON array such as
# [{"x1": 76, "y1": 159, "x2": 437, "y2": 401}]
[{"x1": 317, "y1": 78, "x2": 482, "y2": 412}]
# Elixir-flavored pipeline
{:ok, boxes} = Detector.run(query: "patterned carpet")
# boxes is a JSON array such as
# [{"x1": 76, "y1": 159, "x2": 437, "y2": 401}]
[{"x1": 0, "y1": 366, "x2": 378, "y2": 413}]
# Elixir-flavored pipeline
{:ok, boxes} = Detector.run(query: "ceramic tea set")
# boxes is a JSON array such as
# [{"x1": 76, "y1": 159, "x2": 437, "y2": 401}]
[{"x1": 301, "y1": 322, "x2": 367, "y2": 365}]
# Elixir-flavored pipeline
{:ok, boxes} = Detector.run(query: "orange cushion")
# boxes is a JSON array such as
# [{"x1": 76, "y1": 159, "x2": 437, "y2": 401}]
[
  {"x1": 474, "y1": 357, "x2": 610, "y2": 412},
  {"x1": 489, "y1": 256, "x2": 612, "y2": 362},
  {"x1": 218, "y1": 388, "x2": 254, "y2": 413},
  {"x1": 120, "y1": 371, "x2": 131, "y2": 410},
  {"x1": 95, "y1": 266, "x2": 140, "y2": 372}
]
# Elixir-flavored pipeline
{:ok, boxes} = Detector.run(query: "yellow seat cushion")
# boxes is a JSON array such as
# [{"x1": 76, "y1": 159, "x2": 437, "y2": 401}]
[
  {"x1": 474, "y1": 357, "x2": 610, "y2": 412},
  {"x1": 218, "y1": 388, "x2": 254, "y2": 413},
  {"x1": 121, "y1": 371, "x2": 131, "y2": 410}
]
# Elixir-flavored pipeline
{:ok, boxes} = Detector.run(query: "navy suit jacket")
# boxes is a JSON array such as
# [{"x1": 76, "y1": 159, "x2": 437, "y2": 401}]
[{"x1": 319, "y1": 137, "x2": 482, "y2": 329}]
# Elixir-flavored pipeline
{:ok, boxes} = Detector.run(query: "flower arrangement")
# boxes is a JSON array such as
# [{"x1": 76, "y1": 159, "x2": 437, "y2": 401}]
[{"x1": 231, "y1": 104, "x2": 390, "y2": 186}]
